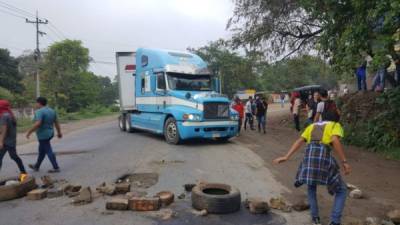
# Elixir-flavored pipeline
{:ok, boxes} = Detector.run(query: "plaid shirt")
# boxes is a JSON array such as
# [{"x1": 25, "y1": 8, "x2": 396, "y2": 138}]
[{"x1": 295, "y1": 142, "x2": 343, "y2": 195}]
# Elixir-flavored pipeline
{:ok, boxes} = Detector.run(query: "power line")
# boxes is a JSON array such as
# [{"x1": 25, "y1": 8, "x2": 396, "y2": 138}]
[
  {"x1": 0, "y1": 1, "x2": 38, "y2": 19},
  {"x1": 49, "y1": 22, "x2": 67, "y2": 39},
  {"x1": 0, "y1": 7, "x2": 27, "y2": 19}
]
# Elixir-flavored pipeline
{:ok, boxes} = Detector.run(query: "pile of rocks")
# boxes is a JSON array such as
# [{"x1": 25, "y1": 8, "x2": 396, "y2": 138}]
[{"x1": 244, "y1": 196, "x2": 310, "y2": 215}]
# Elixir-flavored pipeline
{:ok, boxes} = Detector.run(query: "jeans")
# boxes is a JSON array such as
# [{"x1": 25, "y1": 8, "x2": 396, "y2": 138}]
[
  {"x1": 34, "y1": 137, "x2": 59, "y2": 170},
  {"x1": 308, "y1": 182, "x2": 347, "y2": 224},
  {"x1": 357, "y1": 76, "x2": 367, "y2": 91},
  {"x1": 281, "y1": 99, "x2": 285, "y2": 108},
  {"x1": 371, "y1": 68, "x2": 386, "y2": 91},
  {"x1": 293, "y1": 114, "x2": 300, "y2": 131},
  {"x1": 0, "y1": 145, "x2": 26, "y2": 173},
  {"x1": 244, "y1": 113, "x2": 254, "y2": 130},
  {"x1": 257, "y1": 114, "x2": 266, "y2": 132}
]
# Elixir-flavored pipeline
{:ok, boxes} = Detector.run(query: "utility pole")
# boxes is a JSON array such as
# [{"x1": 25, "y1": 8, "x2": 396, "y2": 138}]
[{"x1": 26, "y1": 11, "x2": 48, "y2": 98}]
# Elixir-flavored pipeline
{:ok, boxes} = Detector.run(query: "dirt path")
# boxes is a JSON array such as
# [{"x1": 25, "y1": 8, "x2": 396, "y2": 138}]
[
  {"x1": 17, "y1": 114, "x2": 118, "y2": 146},
  {"x1": 235, "y1": 104, "x2": 400, "y2": 223}
]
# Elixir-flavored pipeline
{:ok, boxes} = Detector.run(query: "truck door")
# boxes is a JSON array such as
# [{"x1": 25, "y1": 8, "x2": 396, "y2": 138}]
[
  {"x1": 155, "y1": 72, "x2": 167, "y2": 111},
  {"x1": 116, "y1": 52, "x2": 136, "y2": 111}
]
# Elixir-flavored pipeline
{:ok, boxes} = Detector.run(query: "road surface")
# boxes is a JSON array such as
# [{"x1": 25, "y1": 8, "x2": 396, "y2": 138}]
[{"x1": 0, "y1": 109, "x2": 309, "y2": 225}]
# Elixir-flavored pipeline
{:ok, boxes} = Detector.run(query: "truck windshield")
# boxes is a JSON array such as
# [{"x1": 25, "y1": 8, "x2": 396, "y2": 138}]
[{"x1": 167, "y1": 73, "x2": 212, "y2": 91}]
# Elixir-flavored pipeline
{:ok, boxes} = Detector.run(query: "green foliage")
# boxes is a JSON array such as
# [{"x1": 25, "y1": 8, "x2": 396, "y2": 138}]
[
  {"x1": 189, "y1": 40, "x2": 262, "y2": 97},
  {"x1": 0, "y1": 48, "x2": 24, "y2": 93},
  {"x1": 228, "y1": 0, "x2": 400, "y2": 73},
  {"x1": 342, "y1": 88, "x2": 400, "y2": 159},
  {"x1": 0, "y1": 86, "x2": 14, "y2": 101},
  {"x1": 260, "y1": 55, "x2": 338, "y2": 91}
]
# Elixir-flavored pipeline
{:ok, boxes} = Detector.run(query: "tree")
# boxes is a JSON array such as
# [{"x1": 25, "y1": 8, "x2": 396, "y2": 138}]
[
  {"x1": 259, "y1": 55, "x2": 338, "y2": 92},
  {"x1": 41, "y1": 40, "x2": 91, "y2": 111},
  {"x1": 189, "y1": 40, "x2": 261, "y2": 97},
  {"x1": 96, "y1": 76, "x2": 118, "y2": 106},
  {"x1": 228, "y1": 0, "x2": 400, "y2": 72},
  {"x1": 0, "y1": 48, "x2": 24, "y2": 93}
]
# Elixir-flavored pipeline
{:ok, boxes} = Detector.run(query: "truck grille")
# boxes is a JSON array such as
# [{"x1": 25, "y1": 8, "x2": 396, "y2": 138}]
[{"x1": 203, "y1": 102, "x2": 229, "y2": 119}]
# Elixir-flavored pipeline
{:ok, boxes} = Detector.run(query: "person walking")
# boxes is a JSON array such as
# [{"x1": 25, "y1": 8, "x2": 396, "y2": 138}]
[
  {"x1": 0, "y1": 100, "x2": 27, "y2": 177},
  {"x1": 292, "y1": 92, "x2": 301, "y2": 131},
  {"x1": 355, "y1": 62, "x2": 367, "y2": 91},
  {"x1": 232, "y1": 97, "x2": 244, "y2": 135},
  {"x1": 280, "y1": 93, "x2": 286, "y2": 108},
  {"x1": 314, "y1": 90, "x2": 340, "y2": 123},
  {"x1": 306, "y1": 92, "x2": 321, "y2": 125},
  {"x1": 255, "y1": 97, "x2": 268, "y2": 133},
  {"x1": 26, "y1": 97, "x2": 62, "y2": 173},
  {"x1": 244, "y1": 96, "x2": 255, "y2": 130},
  {"x1": 273, "y1": 121, "x2": 351, "y2": 225}
]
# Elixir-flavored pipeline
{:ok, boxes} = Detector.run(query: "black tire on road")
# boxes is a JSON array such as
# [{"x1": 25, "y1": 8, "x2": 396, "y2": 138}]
[
  {"x1": 191, "y1": 183, "x2": 241, "y2": 214},
  {"x1": 125, "y1": 114, "x2": 135, "y2": 133},
  {"x1": 0, "y1": 177, "x2": 37, "y2": 202},
  {"x1": 164, "y1": 117, "x2": 181, "y2": 145},
  {"x1": 119, "y1": 114, "x2": 126, "y2": 132}
]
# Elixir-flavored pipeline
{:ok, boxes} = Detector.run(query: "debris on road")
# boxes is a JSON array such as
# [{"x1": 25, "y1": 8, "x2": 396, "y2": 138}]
[
  {"x1": 150, "y1": 208, "x2": 177, "y2": 220},
  {"x1": 63, "y1": 184, "x2": 82, "y2": 197},
  {"x1": 155, "y1": 191, "x2": 174, "y2": 206},
  {"x1": 387, "y1": 209, "x2": 400, "y2": 223},
  {"x1": 292, "y1": 199, "x2": 310, "y2": 212},
  {"x1": 365, "y1": 217, "x2": 380, "y2": 225},
  {"x1": 269, "y1": 197, "x2": 287, "y2": 210},
  {"x1": 184, "y1": 184, "x2": 196, "y2": 192},
  {"x1": 106, "y1": 198, "x2": 129, "y2": 210},
  {"x1": 96, "y1": 182, "x2": 116, "y2": 196},
  {"x1": 27, "y1": 189, "x2": 47, "y2": 200},
  {"x1": 5, "y1": 180, "x2": 20, "y2": 186},
  {"x1": 244, "y1": 198, "x2": 270, "y2": 214},
  {"x1": 115, "y1": 182, "x2": 130, "y2": 194},
  {"x1": 47, "y1": 187, "x2": 63, "y2": 198},
  {"x1": 41, "y1": 175, "x2": 55, "y2": 188},
  {"x1": 128, "y1": 197, "x2": 161, "y2": 211},
  {"x1": 191, "y1": 209, "x2": 208, "y2": 217},
  {"x1": 177, "y1": 193, "x2": 186, "y2": 199},
  {"x1": 349, "y1": 189, "x2": 363, "y2": 199},
  {"x1": 72, "y1": 186, "x2": 92, "y2": 205},
  {"x1": 346, "y1": 183, "x2": 359, "y2": 191},
  {"x1": 125, "y1": 191, "x2": 147, "y2": 199},
  {"x1": 116, "y1": 173, "x2": 159, "y2": 189}
]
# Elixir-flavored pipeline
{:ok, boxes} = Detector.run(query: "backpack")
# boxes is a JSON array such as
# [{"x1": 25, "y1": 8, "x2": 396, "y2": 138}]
[{"x1": 322, "y1": 100, "x2": 340, "y2": 122}]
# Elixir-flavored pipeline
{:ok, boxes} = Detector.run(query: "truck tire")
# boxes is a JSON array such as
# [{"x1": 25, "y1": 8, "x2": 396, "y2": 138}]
[
  {"x1": 125, "y1": 114, "x2": 135, "y2": 133},
  {"x1": 119, "y1": 114, "x2": 126, "y2": 132},
  {"x1": 164, "y1": 117, "x2": 181, "y2": 144},
  {"x1": 0, "y1": 176, "x2": 37, "y2": 202},
  {"x1": 191, "y1": 183, "x2": 241, "y2": 214}
]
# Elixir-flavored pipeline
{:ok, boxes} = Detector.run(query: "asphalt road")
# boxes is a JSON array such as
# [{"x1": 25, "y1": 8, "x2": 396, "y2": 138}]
[{"x1": 0, "y1": 116, "x2": 309, "y2": 225}]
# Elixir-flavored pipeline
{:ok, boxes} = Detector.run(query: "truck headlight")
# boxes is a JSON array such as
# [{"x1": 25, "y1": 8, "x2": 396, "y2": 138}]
[{"x1": 183, "y1": 113, "x2": 201, "y2": 121}]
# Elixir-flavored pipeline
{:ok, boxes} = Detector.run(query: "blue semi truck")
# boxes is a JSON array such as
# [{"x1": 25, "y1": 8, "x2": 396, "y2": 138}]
[{"x1": 116, "y1": 48, "x2": 239, "y2": 144}]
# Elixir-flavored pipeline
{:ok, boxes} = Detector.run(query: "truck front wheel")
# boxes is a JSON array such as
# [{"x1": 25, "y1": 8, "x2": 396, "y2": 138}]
[
  {"x1": 164, "y1": 117, "x2": 181, "y2": 145},
  {"x1": 119, "y1": 114, "x2": 126, "y2": 131}
]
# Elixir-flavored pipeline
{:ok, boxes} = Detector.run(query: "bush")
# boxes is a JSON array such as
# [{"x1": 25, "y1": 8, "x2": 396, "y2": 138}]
[
  {"x1": 341, "y1": 88, "x2": 400, "y2": 159},
  {"x1": 0, "y1": 87, "x2": 14, "y2": 101}
]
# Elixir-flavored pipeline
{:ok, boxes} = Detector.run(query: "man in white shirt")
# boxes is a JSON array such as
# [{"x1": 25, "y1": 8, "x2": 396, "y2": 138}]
[{"x1": 244, "y1": 96, "x2": 255, "y2": 130}]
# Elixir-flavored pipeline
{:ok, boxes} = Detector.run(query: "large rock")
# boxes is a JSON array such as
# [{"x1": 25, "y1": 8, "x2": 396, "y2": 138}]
[
  {"x1": 27, "y1": 189, "x2": 47, "y2": 200},
  {"x1": 72, "y1": 186, "x2": 92, "y2": 205},
  {"x1": 387, "y1": 209, "x2": 400, "y2": 223},
  {"x1": 249, "y1": 200, "x2": 270, "y2": 214},
  {"x1": 96, "y1": 183, "x2": 116, "y2": 196},
  {"x1": 269, "y1": 197, "x2": 287, "y2": 210},
  {"x1": 106, "y1": 198, "x2": 128, "y2": 210},
  {"x1": 155, "y1": 191, "x2": 174, "y2": 206},
  {"x1": 349, "y1": 189, "x2": 363, "y2": 199},
  {"x1": 365, "y1": 217, "x2": 380, "y2": 225},
  {"x1": 292, "y1": 199, "x2": 310, "y2": 212},
  {"x1": 115, "y1": 182, "x2": 130, "y2": 194},
  {"x1": 41, "y1": 175, "x2": 54, "y2": 188}
]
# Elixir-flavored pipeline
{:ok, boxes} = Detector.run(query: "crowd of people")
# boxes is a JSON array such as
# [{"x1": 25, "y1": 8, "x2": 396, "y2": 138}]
[
  {"x1": 0, "y1": 97, "x2": 62, "y2": 181},
  {"x1": 231, "y1": 95, "x2": 269, "y2": 135}
]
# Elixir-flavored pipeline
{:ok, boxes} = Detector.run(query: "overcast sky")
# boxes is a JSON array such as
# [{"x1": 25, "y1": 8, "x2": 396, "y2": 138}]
[{"x1": 0, "y1": 0, "x2": 234, "y2": 78}]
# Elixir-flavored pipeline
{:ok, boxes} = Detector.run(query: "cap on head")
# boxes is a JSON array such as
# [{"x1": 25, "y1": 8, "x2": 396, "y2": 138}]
[{"x1": 319, "y1": 89, "x2": 328, "y2": 98}]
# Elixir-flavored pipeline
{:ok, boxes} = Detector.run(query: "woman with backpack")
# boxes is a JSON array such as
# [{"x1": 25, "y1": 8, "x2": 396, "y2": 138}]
[{"x1": 273, "y1": 121, "x2": 351, "y2": 225}]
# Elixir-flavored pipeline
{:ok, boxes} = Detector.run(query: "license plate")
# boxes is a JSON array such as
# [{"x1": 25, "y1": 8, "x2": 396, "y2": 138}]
[{"x1": 212, "y1": 133, "x2": 221, "y2": 138}]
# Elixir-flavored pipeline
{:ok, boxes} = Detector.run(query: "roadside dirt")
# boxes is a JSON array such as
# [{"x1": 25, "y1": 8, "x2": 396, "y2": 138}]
[
  {"x1": 16, "y1": 114, "x2": 118, "y2": 146},
  {"x1": 235, "y1": 104, "x2": 400, "y2": 223}
]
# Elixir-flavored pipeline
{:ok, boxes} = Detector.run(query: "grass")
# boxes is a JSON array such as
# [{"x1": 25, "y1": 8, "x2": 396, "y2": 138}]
[{"x1": 16, "y1": 106, "x2": 118, "y2": 133}]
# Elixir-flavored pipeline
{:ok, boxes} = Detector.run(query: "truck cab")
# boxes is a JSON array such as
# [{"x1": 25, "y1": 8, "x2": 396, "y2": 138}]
[{"x1": 117, "y1": 48, "x2": 238, "y2": 144}]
